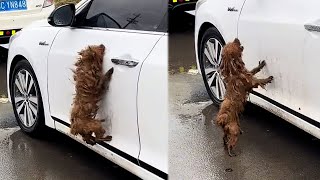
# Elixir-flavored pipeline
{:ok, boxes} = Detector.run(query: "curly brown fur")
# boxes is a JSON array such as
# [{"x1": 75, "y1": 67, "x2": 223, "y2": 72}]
[
  {"x1": 216, "y1": 38, "x2": 273, "y2": 156},
  {"x1": 70, "y1": 44, "x2": 113, "y2": 145}
]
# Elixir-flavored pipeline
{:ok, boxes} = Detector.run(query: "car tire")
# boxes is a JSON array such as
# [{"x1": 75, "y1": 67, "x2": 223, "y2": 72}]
[
  {"x1": 198, "y1": 27, "x2": 226, "y2": 105},
  {"x1": 10, "y1": 59, "x2": 46, "y2": 136}
]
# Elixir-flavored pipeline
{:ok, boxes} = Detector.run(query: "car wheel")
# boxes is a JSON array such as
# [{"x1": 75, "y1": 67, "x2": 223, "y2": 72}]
[
  {"x1": 199, "y1": 27, "x2": 226, "y2": 105},
  {"x1": 10, "y1": 60, "x2": 45, "y2": 136}
]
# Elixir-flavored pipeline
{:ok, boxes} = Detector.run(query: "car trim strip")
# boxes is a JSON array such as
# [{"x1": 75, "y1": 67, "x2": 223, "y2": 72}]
[
  {"x1": 51, "y1": 116, "x2": 168, "y2": 180},
  {"x1": 251, "y1": 91, "x2": 320, "y2": 129}
]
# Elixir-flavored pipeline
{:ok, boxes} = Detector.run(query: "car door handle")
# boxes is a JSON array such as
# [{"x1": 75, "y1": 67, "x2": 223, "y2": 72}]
[
  {"x1": 304, "y1": 24, "x2": 320, "y2": 32},
  {"x1": 111, "y1": 58, "x2": 139, "y2": 67}
]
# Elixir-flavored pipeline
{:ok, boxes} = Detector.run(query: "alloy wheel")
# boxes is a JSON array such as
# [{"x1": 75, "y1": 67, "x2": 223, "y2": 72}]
[
  {"x1": 202, "y1": 37, "x2": 226, "y2": 101},
  {"x1": 13, "y1": 69, "x2": 38, "y2": 127}
]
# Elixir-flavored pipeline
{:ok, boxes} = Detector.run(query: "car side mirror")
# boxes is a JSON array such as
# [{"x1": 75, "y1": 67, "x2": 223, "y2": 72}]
[{"x1": 48, "y1": 4, "x2": 75, "y2": 27}]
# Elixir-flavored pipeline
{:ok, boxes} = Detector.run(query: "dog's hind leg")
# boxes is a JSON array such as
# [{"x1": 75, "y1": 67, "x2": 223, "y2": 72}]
[
  {"x1": 224, "y1": 136, "x2": 237, "y2": 157},
  {"x1": 236, "y1": 116, "x2": 243, "y2": 134},
  {"x1": 250, "y1": 60, "x2": 266, "y2": 75},
  {"x1": 227, "y1": 146, "x2": 237, "y2": 157},
  {"x1": 82, "y1": 133, "x2": 96, "y2": 145}
]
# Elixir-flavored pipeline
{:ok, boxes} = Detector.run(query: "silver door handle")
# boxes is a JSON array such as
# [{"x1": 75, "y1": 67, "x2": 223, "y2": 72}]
[
  {"x1": 304, "y1": 24, "x2": 320, "y2": 32},
  {"x1": 111, "y1": 58, "x2": 139, "y2": 67}
]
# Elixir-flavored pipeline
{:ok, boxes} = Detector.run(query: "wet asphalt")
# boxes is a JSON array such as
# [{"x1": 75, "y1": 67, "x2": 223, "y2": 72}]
[
  {"x1": 0, "y1": 50, "x2": 139, "y2": 179},
  {"x1": 168, "y1": 12, "x2": 320, "y2": 180}
]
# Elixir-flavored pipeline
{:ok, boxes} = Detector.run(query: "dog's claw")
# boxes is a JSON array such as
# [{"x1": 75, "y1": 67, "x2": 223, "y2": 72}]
[
  {"x1": 259, "y1": 60, "x2": 266, "y2": 67},
  {"x1": 240, "y1": 129, "x2": 244, "y2": 135},
  {"x1": 97, "y1": 135, "x2": 112, "y2": 142},
  {"x1": 223, "y1": 136, "x2": 228, "y2": 145},
  {"x1": 228, "y1": 148, "x2": 237, "y2": 157},
  {"x1": 268, "y1": 76, "x2": 273, "y2": 82},
  {"x1": 84, "y1": 138, "x2": 96, "y2": 145}
]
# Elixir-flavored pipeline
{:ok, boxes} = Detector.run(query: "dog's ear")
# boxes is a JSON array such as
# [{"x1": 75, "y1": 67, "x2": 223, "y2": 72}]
[
  {"x1": 99, "y1": 44, "x2": 105, "y2": 50},
  {"x1": 233, "y1": 38, "x2": 241, "y2": 46}
]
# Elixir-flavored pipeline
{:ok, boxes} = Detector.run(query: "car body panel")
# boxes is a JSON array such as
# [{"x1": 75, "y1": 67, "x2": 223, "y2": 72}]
[
  {"x1": 300, "y1": 0, "x2": 320, "y2": 123},
  {"x1": 47, "y1": 27, "x2": 164, "y2": 160},
  {"x1": 238, "y1": 0, "x2": 320, "y2": 125},
  {"x1": 137, "y1": 35, "x2": 168, "y2": 173},
  {"x1": 55, "y1": 122, "x2": 164, "y2": 180},
  {"x1": 194, "y1": 0, "x2": 246, "y2": 74},
  {"x1": 7, "y1": 23, "x2": 61, "y2": 129},
  {"x1": 8, "y1": 23, "x2": 168, "y2": 179},
  {"x1": 238, "y1": 0, "x2": 306, "y2": 122}
]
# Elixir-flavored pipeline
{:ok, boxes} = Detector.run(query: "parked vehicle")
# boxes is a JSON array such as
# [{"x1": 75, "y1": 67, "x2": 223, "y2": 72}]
[
  {"x1": 7, "y1": 0, "x2": 168, "y2": 179},
  {"x1": 0, "y1": 0, "x2": 54, "y2": 45},
  {"x1": 195, "y1": 0, "x2": 320, "y2": 139},
  {"x1": 168, "y1": 0, "x2": 197, "y2": 12}
]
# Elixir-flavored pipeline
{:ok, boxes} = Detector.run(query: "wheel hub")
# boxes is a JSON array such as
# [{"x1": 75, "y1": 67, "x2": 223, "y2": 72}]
[{"x1": 202, "y1": 37, "x2": 226, "y2": 101}]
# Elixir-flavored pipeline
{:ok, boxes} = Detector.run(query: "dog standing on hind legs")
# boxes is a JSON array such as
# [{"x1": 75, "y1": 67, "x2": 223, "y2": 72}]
[
  {"x1": 70, "y1": 44, "x2": 113, "y2": 145},
  {"x1": 215, "y1": 38, "x2": 274, "y2": 156}
]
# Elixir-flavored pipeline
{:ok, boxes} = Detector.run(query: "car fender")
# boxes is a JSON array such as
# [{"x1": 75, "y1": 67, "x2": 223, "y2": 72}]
[
  {"x1": 7, "y1": 26, "x2": 61, "y2": 129},
  {"x1": 195, "y1": 0, "x2": 245, "y2": 73}
]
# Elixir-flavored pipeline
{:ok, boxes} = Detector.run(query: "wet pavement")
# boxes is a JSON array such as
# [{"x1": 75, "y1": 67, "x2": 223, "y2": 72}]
[
  {"x1": 0, "y1": 54, "x2": 7, "y2": 97},
  {"x1": 169, "y1": 12, "x2": 197, "y2": 74},
  {"x1": 169, "y1": 12, "x2": 320, "y2": 180},
  {"x1": 0, "y1": 50, "x2": 139, "y2": 180}
]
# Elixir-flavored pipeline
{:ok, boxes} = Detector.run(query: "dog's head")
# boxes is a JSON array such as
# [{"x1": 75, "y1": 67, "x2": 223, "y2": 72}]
[
  {"x1": 78, "y1": 44, "x2": 106, "y2": 64},
  {"x1": 220, "y1": 38, "x2": 245, "y2": 77}
]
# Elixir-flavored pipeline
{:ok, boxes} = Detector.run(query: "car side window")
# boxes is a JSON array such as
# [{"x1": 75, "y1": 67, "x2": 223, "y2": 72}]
[{"x1": 81, "y1": 0, "x2": 167, "y2": 32}]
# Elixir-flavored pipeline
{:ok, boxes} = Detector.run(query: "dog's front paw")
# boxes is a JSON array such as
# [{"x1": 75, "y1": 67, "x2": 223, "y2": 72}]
[
  {"x1": 267, "y1": 76, "x2": 273, "y2": 83},
  {"x1": 259, "y1": 60, "x2": 266, "y2": 68}
]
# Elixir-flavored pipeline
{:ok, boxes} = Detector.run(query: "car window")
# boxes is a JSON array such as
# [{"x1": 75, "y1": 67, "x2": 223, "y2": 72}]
[{"x1": 81, "y1": 0, "x2": 167, "y2": 32}]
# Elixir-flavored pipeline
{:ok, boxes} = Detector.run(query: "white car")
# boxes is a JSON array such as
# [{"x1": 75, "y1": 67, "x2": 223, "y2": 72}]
[
  {"x1": 195, "y1": 0, "x2": 320, "y2": 139},
  {"x1": 7, "y1": 0, "x2": 168, "y2": 179},
  {"x1": 0, "y1": 0, "x2": 54, "y2": 47}
]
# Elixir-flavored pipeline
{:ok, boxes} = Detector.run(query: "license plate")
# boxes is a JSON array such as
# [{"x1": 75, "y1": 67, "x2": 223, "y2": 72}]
[{"x1": 0, "y1": 0, "x2": 27, "y2": 12}]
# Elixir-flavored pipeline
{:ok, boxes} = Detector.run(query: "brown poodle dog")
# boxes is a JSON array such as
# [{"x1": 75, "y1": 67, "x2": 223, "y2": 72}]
[
  {"x1": 216, "y1": 38, "x2": 273, "y2": 156},
  {"x1": 70, "y1": 44, "x2": 113, "y2": 145}
]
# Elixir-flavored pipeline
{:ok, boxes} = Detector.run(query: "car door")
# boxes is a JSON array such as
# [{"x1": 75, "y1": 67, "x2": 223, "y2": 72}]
[
  {"x1": 238, "y1": 0, "x2": 306, "y2": 114},
  {"x1": 302, "y1": 0, "x2": 320, "y2": 123},
  {"x1": 47, "y1": 0, "x2": 167, "y2": 160},
  {"x1": 137, "y1": 33, "x2": 168, "y2": 177}
]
